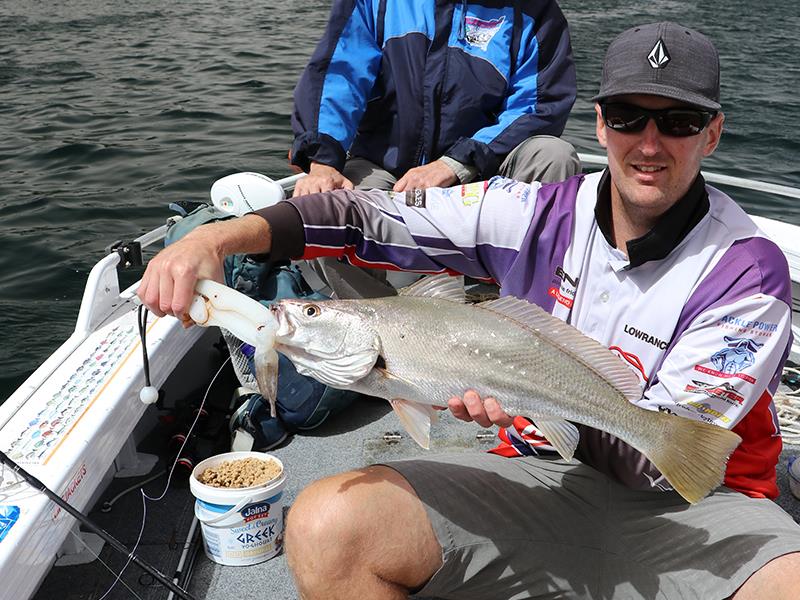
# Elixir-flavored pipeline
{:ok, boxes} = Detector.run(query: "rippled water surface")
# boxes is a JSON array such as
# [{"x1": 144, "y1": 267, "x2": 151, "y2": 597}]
[{"x1": 1, "y1": 0, "x2": 798, "y2": 399}]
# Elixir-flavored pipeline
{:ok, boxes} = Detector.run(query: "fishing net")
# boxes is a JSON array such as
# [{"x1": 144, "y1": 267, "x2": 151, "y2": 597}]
[{"x1": 221, "y1": 329, "x2": 257, "y2": 391}]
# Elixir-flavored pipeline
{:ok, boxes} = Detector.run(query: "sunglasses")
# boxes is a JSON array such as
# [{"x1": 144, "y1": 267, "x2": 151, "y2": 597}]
[{"x1": 601, "y1": 103, "x2": 717, "y2": 137}]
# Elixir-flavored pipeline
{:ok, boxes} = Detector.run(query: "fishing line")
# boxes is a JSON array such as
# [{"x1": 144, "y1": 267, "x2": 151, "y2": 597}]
[
  {"x1": 91, "y1": 348, "x2": 231, "y2": 600},
  {"x1": 144, "y1": 354, "x2": 232, "y2": 503},
  {"x1": 67, "y1": 495, "x2": 148, "y2": 600}
]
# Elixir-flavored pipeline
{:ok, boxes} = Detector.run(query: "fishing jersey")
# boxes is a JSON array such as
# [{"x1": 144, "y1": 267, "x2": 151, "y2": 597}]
[
  {"x1": 259, "y1": 171, "x2": 792, "y2": 499},
  {"x1": 291, "y1": 0, "x2": 576, "y2": 179}
]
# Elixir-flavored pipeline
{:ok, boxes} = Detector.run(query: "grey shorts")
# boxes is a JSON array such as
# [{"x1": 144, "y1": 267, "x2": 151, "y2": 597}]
[{"x1": 385, "y1": 453, "x2": 800, "y2": 600}]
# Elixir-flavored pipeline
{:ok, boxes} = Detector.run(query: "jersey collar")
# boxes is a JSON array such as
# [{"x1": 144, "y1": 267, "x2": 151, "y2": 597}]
[{"x1": 594, "y1": 169, "x2": 710, "y2": 269}]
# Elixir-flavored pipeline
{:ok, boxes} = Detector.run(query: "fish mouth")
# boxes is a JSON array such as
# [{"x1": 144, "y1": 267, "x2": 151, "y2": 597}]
[{"x1": 269, "y1": 303, "x2": 295, "y2": 340}]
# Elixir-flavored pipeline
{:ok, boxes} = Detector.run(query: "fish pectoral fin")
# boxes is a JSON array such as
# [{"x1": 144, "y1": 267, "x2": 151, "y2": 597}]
[
  {"x1": 389, "y1": 399, "x2": 438, "y2": 450},
  {"x1": 291, "y1": 346, "x2": 380, "y2": 387},
  {"x1": 532, "y1": 418, "x2": 580, "y2": 461}
]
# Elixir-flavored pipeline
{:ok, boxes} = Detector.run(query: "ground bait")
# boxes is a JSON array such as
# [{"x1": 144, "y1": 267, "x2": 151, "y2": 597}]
[{"x1": 198, "y1": 457, "x2": 282, "y2": 488}]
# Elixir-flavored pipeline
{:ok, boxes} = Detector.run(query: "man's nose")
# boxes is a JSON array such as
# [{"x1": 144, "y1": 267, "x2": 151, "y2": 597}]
[{"x1": 638, "y1": 118, "x2": 663, "y2": 154}]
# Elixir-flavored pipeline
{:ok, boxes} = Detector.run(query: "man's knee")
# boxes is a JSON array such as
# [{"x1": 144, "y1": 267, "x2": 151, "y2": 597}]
[
  {"x1": 285, "y1": 473, "x2": 359, "y2": 561},
  {"x1": 500, "y1": 135, "x2": 581, "y2": 183},
  {"x1": 732, "y1": 551, "x2": 800, "y2": 599}
]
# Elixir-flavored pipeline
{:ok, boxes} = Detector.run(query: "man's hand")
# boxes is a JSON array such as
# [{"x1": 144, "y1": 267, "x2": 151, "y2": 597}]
[
  {"x1": 393, "y1": 160, "x2": 458, "y2": 192},
  {"x1": 137, "y1": 215, "x2": 270, "y2": 320},
  {"x1": 446, "y1": 389, "x2": 513, "y2": 428},
  {"x1": 293, "y1": 162, "x2": 354, "y2": 197}
]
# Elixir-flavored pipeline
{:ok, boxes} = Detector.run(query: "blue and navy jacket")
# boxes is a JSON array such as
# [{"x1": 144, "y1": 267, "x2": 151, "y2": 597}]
[{"x1": 291, "y1": 0, "x2": 576, "y2": 179}]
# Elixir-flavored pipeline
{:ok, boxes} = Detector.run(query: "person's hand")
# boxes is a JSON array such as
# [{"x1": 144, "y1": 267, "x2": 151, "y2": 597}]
[
  {"x1": 446, "y1": 389, "x2": 513, "y2": 428},
  {"x1": 137, "y1": 230, "x2": 226, "y2": 321},
  {"x1": 293, "y1": 162, "x2": 354, "y2": 197},
  {"x1": 393, "y1": 160, "x2": 458, "y2": 192}
]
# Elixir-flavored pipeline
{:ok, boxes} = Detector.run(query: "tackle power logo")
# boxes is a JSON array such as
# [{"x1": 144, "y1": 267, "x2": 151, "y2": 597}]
[{"x1": 464, "y1": 16, "x2": 505, "y2": 51}]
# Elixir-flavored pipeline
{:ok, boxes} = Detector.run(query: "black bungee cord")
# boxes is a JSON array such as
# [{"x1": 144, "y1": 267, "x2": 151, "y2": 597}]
[{"x1": 137, "y1": 305, "x2": 159, "y2": 404}]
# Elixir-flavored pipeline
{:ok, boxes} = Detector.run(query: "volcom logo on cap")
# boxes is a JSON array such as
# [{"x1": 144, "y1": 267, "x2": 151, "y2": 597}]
[{"x1": 647, "y1": 39, "x2": 670, "y2": 69}]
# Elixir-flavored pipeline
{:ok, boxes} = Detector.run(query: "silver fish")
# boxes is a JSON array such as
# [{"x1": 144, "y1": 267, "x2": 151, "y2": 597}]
[{"x1": 264, "y1": 275, "x2": 741, "y2": 503}]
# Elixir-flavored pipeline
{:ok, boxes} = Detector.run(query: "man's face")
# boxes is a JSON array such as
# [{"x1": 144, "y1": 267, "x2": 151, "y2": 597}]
[{"x1": 595, "y1": 94, "x2": 724, "y2": 228}]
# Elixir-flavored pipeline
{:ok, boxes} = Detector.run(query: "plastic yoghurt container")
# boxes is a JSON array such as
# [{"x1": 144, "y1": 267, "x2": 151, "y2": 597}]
[{"x1": 190, "y1": 451, "x2": 286, "y2": 566}]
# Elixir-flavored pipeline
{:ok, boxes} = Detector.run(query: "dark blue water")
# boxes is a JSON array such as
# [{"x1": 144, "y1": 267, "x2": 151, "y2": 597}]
[{"x1": 1, "y1": 0, "x2": 799, "y2": 400}]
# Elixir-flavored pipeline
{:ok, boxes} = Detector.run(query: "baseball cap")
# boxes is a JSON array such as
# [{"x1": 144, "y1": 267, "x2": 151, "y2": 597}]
[{"x1": 592, "y1": 22, "x2": 721, "y2": 111}]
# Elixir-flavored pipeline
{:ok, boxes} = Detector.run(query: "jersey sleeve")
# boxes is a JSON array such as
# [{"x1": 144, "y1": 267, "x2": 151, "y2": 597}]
[{"x1": 286, "y1": 177, "x2": 539, "y2": 284}]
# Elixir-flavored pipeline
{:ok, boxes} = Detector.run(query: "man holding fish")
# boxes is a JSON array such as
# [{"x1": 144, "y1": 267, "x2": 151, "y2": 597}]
[{"x1": 139, "y1": 22, "x2": 800, "y2": 600}]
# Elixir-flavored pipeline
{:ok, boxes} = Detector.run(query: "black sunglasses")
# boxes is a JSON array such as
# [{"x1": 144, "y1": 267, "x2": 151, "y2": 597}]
[{"x1": 601, "y1": 103, "x2": 717, "y2": 137}]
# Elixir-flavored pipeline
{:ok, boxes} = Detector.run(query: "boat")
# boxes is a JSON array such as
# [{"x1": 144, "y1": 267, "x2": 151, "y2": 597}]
[{"x1": 2, "y1": 156, "x2": 799, "y2": 600}]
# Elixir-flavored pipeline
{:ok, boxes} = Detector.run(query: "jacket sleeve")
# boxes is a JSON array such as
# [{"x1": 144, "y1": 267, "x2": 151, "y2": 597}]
[
  {"x1": 284, "y1": 178, "x2": 540, "y2": 283},
  {"x1": 444, "y1": 1, "x2": 576, "y2": 177},
  {"x1": 290, "y1": 0, "x2": 383, "y2": 173}
]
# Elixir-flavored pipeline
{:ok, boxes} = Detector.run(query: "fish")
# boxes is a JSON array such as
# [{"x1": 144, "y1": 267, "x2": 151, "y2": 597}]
[{"x1": 259, "y1": 274, "x2": 741, "y2": 504}]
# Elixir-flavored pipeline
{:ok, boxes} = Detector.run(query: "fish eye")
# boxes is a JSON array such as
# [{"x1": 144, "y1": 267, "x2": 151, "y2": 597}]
[{"x1": 303, "y1": 304, "x2": 321, "y2": 317}]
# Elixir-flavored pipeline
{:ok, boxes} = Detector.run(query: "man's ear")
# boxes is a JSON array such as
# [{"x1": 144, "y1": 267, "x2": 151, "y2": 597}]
[
  {"x1": 703, "y1": 112, "x2": 725, "y2": 157},
  {"x1": 595, "y1": 104, "x2": 607, "y2": 148}
]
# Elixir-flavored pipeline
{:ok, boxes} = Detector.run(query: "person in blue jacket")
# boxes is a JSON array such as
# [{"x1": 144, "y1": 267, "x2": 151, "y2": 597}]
[{"x1": 290, "y1": 0, "x2": 579, "y2": 297}]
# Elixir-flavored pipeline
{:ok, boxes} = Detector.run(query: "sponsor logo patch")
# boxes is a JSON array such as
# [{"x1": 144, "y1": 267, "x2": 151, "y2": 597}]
[
  {"x1": 683, "y1": 400, "x2": 732, "y2": 424},
  {"x1": 694, "y1": 336, "x2": 762, "y2": 384},
  {"x1": 684, "y1": 380, "x2": 744, "y2": 405},
  {"x1": 716, "y1": 315, "x2": 778, "y2": 338},
  {"x1": 405, "y1": 188, "x2": 426, "y2": 208},
  {"x1": 460, "y1": 181, "x2": 487, "y2": 206},
  {"x1": 548, "y1": 266, "x2": 579, "y2": 309},
  {"x1": 464, "y1": 15, "x2": 505, "y2": 51},
  {"x1": 623, "y1": 324, "x2": 669, "y2": 350}
]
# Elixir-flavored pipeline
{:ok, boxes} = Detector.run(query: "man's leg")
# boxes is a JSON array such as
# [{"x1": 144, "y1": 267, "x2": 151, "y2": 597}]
[
  {"x1": 498, "y1": 135, "x2": 581, "y2": 184},
  {"x1": 308, "y1": 157, "x2": 399, "y2": 299},
  {"x1": 285, "y1": 465, "x2": 442, "y2": 600},
  {"x1": 732, "y1": 552, "x2": 800, "y2": 599},
  {"x1": 343, "y1": 156, "x2": 398, "y2": 191}
]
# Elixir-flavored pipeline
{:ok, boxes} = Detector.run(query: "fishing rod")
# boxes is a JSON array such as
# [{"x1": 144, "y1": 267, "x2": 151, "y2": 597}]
[{"x1": 0, "y1": 450, "x2": 197, "y2": 600}]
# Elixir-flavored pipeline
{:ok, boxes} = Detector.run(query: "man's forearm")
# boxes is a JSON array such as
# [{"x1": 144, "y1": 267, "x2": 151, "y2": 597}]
[{"x1": 188, "y1": 213, "x2": 273, "y2": 258}]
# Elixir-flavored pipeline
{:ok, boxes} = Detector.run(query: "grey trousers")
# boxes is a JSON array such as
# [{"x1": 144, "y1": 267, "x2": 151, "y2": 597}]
[{"x1": 311, "y1": 135, "x2": 580, "y2": 299}]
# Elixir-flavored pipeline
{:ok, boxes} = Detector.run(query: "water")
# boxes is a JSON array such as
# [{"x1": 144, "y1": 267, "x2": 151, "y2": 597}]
[{"x1": 1, "y1": 0, "x2": 798, "y2": 401}]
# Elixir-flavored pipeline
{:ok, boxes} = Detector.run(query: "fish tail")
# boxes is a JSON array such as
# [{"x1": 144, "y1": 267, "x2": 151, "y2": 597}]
[{"x1": 645, "y1": 414, "x2": 741, "y2": 504}]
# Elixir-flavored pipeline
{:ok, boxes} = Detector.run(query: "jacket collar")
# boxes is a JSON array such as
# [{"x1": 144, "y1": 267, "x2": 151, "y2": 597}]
[{"x1": 594, "y1": 169, "x2": 710, "y2": 268}]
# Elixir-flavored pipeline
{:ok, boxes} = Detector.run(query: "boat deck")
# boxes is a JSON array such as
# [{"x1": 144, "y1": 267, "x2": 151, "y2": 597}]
[{"x1": 33, "y1": 381, "x2": 800, "y2": 600}]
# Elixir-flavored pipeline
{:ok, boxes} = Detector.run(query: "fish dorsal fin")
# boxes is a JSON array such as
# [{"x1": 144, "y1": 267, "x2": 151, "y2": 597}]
[
  {"x1": 398, "y1": 274, "x2": 466, "y2": 303},
  {"x1": 477, "y1": 297, "x2": 643, "y2": 402}
]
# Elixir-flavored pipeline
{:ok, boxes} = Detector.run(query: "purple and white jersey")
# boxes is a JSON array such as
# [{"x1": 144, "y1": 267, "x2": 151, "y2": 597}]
[{"x1": 288, "y1": 171, "x2": 792, "y2": 497}]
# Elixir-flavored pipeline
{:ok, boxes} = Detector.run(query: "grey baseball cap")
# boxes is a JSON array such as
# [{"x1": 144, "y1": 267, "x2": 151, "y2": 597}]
[{"x1": 592, "y1": 22, "x2": 721, "y2": 111}]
